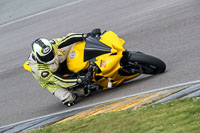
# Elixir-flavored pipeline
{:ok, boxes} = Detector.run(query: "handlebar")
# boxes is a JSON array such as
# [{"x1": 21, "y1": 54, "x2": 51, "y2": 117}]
[{"x1": 78, "y1": 61, "x2": 99, "y2": 88}]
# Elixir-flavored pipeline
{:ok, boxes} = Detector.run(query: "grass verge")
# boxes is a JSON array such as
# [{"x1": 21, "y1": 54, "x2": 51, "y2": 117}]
[{"x1": 29, "y1": 98, "x2": 200, "y2": 133}]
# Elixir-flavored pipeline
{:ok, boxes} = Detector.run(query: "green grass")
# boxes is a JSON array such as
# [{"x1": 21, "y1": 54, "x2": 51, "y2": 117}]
[{"x1": 29, "y1": 98, "x2": 200, "y2": 133}]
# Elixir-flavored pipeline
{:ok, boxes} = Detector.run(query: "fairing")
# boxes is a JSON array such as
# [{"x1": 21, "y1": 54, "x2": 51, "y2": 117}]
[
  {"x1": 67, "y1": 31, "x2": 126, "y2": 73},
  {"x1": 84, "y1": 37, "x2": 111, "y2": 61}
]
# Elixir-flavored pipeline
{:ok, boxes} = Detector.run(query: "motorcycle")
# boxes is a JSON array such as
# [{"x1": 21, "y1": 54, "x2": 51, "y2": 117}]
[{"x1": 24, "y1": 30, "x2": 166, "y2": 100}]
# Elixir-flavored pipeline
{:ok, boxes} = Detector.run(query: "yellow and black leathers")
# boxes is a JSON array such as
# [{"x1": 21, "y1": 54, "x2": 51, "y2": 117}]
[{"x1": 27, "y1": 33, "x2": 85, "y2": 93}]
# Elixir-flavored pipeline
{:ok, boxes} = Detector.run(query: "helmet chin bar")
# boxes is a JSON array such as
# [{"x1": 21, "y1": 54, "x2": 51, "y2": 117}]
[
  {"x1": 46, "y1": 56, "x2": 56, "y2": 65},
  {"x1": 35, "y1": 49, "x2": 55, "y2": 64},
  {"x1": 33, "y1": 52, "x2": 56, "y2": 64}
]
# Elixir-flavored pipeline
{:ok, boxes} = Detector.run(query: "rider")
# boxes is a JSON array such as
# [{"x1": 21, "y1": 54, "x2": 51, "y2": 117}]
[{"x1": 27, "y1": 29, "x2": 101, "y2": 107}]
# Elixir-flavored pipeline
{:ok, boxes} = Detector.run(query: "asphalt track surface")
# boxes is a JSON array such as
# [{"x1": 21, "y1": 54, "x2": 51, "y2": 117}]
[
  {"x1": 0, "y1": 0, "x2": 200, "y2": 126},
  {"x1": 0, "y1": 0, "x2": 75, "y2": 25}
]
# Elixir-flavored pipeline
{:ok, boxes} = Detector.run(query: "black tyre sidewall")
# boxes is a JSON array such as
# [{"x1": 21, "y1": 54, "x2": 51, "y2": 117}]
[{"x1": 128, "y1": 52, "x2": 166, "y2": 74}]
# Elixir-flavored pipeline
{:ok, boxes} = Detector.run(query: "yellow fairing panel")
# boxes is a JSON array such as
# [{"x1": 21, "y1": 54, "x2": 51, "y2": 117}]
[
  {"x1": 67, "y1": 42, "x2": 89, "y2": 73},
  {"x1": 23, "y1": 61, "x2": 32, "y2": 72},
  {"x1": 95, "y1": 53, "x2": 123, "y2": 77},
  {"x1": 100, "y1": 31, "x2": 125, "y2": 52},
  {"x1": 96, "y1": 73, "x2": 141, "y2": 90}
]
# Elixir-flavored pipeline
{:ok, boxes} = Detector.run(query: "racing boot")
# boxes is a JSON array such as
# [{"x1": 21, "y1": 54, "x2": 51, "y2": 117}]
[
  {"x1": 54, "y1": 87, "x2": 77, "y2": 107},
  {"x1": 63, "y1": 93, "x2": 78, "y2": 107}
]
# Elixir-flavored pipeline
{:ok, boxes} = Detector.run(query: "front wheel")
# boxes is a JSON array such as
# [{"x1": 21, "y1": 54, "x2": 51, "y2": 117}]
[{"x1": 123, "y1": 51, "x2": 166, "y2": 75}]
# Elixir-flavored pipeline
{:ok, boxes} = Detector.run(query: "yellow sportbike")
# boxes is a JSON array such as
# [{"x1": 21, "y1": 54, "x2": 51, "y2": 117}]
[
  {"x1": 24, "y1": 31, "x2": 166, "y2": 100},
  {"x1": 67, "y1": 31, "x2": 166, "y2": 94}
]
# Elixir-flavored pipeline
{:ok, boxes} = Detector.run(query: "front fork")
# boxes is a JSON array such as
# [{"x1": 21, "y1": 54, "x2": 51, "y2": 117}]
[
  {"x1": 72, "y1": 62, "x2": 101, "y2": 97},
  {"x1": 120, "y1": 51, "x2": 144, "y2": 74}
]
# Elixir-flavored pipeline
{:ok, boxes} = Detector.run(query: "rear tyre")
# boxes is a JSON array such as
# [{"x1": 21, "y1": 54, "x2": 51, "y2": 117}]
[{"x1": 125, "y1": 51, "x2": 166, "y2": 75}]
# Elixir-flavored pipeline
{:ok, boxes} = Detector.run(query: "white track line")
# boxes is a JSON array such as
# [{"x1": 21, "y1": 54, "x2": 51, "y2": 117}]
[
  {"x1": 1, "y1": 79, "x2": 200, "y2": 128},
  {"x1": 0, "y1": 0, "x2": 82, "y2": 28}
]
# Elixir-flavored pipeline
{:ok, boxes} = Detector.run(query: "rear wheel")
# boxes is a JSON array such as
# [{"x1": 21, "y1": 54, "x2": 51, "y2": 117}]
[{"x1": 121, "y1": 51, "x2": 166, "y2": 75}]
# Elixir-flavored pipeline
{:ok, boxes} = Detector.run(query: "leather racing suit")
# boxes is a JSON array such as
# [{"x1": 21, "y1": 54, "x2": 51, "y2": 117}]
[{"x1": 28, "y1": 33, "x2": 86, "y2": 105}]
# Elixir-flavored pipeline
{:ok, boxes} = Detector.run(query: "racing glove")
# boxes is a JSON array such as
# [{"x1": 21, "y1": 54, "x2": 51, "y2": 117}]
[
  {"x1": 90, "y1": 28, "x2": 101, "y2": 37},
  {"x1": 83, "y1": 28, "x2": 102, "y2": 38},
  {"x1": 77, "y1": 73, "x2": 92, "y2": 85}
]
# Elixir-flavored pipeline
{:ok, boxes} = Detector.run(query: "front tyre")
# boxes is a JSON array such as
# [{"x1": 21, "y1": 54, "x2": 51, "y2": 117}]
[{"x1": 127, "y1": 51, "x2": 166, "y2": 75}]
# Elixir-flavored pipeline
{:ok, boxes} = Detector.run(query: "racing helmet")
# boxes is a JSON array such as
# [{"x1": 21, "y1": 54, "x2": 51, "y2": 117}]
[{"x1": 31, "y1": 38, "x2": 55, "y2": 64}]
